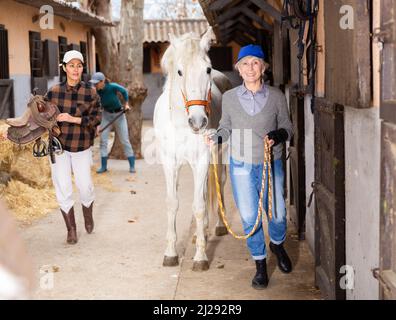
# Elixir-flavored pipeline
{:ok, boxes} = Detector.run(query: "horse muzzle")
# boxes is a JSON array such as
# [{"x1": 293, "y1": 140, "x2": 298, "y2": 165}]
[{"x1": 188, "y1": 116, "x2": 208, "y2": 133}]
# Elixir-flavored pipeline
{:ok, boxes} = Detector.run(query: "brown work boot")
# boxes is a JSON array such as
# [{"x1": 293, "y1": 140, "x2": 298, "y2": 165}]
[
  {"x1": 82, "y1": 202, "x2": 94, "y2": 234},
  {"x1": 61, "y1": 207, "x2": 77, "y2": 244}
]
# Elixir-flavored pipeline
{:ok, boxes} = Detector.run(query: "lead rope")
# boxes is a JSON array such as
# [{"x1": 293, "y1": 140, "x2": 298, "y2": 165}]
[{"x1": 211, "y1": 138, "x2": 273, "y2": 240}]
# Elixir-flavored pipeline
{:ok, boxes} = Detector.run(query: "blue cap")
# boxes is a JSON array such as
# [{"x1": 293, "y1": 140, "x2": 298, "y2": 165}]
[
  {"x1": 237, "y1": 44, "x2": 265, "y2": 62},
  {"x1": 89, "y1": 72, "x2": 105, "y2": 84}
]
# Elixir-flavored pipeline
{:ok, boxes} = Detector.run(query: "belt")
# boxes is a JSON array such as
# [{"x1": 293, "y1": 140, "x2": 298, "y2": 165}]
[{"x1": 105, "y1": 108, "x2": 123, "y2": 113}]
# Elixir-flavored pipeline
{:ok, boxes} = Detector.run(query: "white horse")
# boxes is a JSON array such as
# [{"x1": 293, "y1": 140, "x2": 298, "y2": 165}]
[{"x1": 153, "y1": 28, "x2": 232, "y2": 271}]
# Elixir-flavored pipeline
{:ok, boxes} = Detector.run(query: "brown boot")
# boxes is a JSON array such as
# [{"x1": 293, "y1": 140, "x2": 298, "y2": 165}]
[
  {"x1": 61, "y1": 207, "x2": 77, "y2": 244},
  {"x1": 82, "y1": 202, "x2": 94, "y2": 234}
]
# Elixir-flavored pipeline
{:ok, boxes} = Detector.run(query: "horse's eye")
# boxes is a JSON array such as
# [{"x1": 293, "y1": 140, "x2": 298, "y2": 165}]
[
  {"x1": 207, "y1": 67, "x2": 212, "y2": 74},
  {"x1": 178, "y1": 70, "x2": 183, "y2": 76}
]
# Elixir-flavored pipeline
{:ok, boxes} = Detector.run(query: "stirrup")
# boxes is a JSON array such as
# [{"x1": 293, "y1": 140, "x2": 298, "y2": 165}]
[
  {"x1": 33, "y1": 138, "x2": 48, "y2": 157},
  {"x1": 50, "y1": 137, "x2": 63, "y2": 155}
]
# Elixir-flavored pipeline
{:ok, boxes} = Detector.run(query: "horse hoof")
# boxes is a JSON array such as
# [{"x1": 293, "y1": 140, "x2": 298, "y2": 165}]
[
  {"x1": 215, "y1": 226, "x2": 228, "y2": 236},
  {"x1": 192, "y1": 260, "x2": 209, "y2": 271},
  {"x1": 163, "y1": 256, "x2": 179, "y2": 267}
]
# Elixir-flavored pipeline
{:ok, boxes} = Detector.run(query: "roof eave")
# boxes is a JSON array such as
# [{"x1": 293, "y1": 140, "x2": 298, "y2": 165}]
[{"x1": 13, "y1": 0, "x2": 115, "y2": 27}]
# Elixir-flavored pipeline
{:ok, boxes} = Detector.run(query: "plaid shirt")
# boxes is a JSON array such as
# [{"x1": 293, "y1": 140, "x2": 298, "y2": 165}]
[{"x1": 45, "y1": 81, "x2": 102, "y2": 152}]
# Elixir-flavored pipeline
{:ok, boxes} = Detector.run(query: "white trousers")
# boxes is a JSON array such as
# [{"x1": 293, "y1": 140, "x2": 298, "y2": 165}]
[{"x1": 50, "y1": 148, "x2": 94, "y2": 213}]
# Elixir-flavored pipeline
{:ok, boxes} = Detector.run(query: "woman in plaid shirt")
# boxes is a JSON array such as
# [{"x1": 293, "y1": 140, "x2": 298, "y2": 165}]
[{"x1": 45, "y1": 50, "x2": 101, "y2": 245}]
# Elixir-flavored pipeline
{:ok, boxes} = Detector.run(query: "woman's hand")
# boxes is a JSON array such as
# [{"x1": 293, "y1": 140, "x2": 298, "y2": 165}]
[
  {"x1": 124, "y1": 103, "x2": 131, "y2": 111},
  {"x1": 204, "y1": 129, "x2": 216, "y2": 147},
  {"x1": 264, "y1": 136, "x2": 275, "y2": 147},
  {"x1": 57, "y1": 113, "x2": 81, "y2": 124},
  {"x1": 266, "y1": 129, "x2": 288, "y2": 147}
]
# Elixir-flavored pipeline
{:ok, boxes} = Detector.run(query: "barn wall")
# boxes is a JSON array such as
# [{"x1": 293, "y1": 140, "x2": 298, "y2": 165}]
[
  {"x1": 344, "y1": 106, "x2": 380, "y2": 300},
  {"x1": 9, "y1": 75, "x2": 30, "y2": 117},
  {"x1": 0, "y1": 0, "x2": 95, "y2": 116},
  {"x1": 304, "y1": 95, "x2": 315, "y2": 254},
  {"x1": 1, "y1": 0, "x2": 90, "y2": 76},
  {"x1": 142, "y1": 73, "x2": 165, "y2": 120},
  {"x1": 324, "y1": 0, "x2": 371, "y2": 108}
]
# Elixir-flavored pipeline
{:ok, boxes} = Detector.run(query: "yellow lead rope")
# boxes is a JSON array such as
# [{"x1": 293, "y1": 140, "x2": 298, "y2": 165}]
[{"x1": 212, "y1": 139, "x2": 273, "y2": 240}]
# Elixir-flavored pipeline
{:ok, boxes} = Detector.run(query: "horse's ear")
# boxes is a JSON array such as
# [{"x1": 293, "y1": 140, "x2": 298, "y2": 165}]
[
  {"x1": 200, "y1": 27, "x2": 216, "y2": 53},
  {"x1": 168, "y1": 33, "x2": 179, "y2": 48}
]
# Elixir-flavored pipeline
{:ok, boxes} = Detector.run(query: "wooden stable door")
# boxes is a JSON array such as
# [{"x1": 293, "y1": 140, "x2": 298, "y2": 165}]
[
  {"x1": 288, "y1": 93, "x2": 306, "y2": 240},
  {"x1": 314, "y1": 99, "x2": 345, "y2": 300},
  {"x1": 376, "y1": 0, "x2": 396, "y2": 300}
]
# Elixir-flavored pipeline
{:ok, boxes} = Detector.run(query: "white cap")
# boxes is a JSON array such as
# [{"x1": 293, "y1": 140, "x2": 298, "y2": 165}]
[{"x1": 59, "y1": 50, "x2": 84, "y2": 66}]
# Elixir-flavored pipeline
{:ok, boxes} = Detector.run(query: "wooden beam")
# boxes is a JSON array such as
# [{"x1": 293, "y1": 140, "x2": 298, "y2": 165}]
[
  {"x1": 237, "y1": 24, "x2": 257, "y2": 41},
  {"x1": 208, "y1": 0, "x2": 234, "y2": 11},
  {"x1": 224, "y1": 18, "x2": 258, "y2": 40},
  {"x1": 219, "y1": 18, "x2": 239, "y2": 31},
  {"x1": 238, "y1": 15, "x2": 253, "y2": 25},
  {"x1": 249, "y1": 0, "x2": 282, "y2": 22},
  {"x1": 216, "y1": 2, "x2": 248, "y2": 24},
  {"x1": 219, "y1": 21, "x2": 258, "y2": 44},
  {"x1": 242, "y1": 7, "x2": 273, "y2": 32},
  {"x1": 219, "y1": 26, "x2": 238, "y2": 38}
]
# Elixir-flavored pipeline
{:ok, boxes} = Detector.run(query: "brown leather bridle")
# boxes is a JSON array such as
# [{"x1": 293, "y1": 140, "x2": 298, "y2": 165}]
[{"x1": 181, "y1": 84, "x2": 212, "y2": 116}]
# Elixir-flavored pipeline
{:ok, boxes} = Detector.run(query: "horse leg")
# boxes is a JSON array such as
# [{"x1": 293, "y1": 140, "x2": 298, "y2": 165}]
[
  {"x1": 192, "y1": 211, "x2": 209, "y2": 244},
  {"x1": 162, "y1": 160, "x2": 180, "y2": 267},
  {"x1": 215, "y1": 146, "x2": 228, "y2": 236},
  {"x1": 191, "y1": 162, "x2": 210, "y2": 271}
]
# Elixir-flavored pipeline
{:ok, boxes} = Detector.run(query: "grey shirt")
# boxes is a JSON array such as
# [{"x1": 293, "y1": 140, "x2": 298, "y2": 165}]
[{"x1": 212, "y1": 85, "x2": 293, "y2": 164}]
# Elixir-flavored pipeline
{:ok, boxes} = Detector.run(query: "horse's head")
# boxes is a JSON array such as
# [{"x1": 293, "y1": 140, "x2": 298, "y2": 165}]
[{"x1": 162, "y1": 27, "x2": 216, "y2": 134}]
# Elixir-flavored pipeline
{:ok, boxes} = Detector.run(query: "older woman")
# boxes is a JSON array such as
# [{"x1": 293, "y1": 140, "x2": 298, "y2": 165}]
[
  {"x1": 206, "y1": 44, "x2": 293, "y2": 289},
  {"x1": 46, "y1": 50, "x2": 101, "y2": 244}
]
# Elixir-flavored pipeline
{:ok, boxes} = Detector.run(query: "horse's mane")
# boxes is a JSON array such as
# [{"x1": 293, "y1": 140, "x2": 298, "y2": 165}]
[{"x1": 161, "y1": 32, "x2": 205, "y2": 77}]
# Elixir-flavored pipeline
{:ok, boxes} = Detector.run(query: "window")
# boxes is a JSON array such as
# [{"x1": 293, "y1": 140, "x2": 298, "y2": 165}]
[
  {"x1": 58, "y1": 36, "x2": 68, "y2": 64},
  {"x1": 80, "y1": 41, "x2": 88, "y2": 75},
  {"x1": 143, "y1": 46, "x2": 151, "y2": 73},
  {"x1": 0, "y1": 25, "x2": 9, "y2": 79},
  {"x1": 43, "y1": 39, "x2": 59, "y2": 77},
  {"x1": 58, "y1": 36, "x2": 68, "y2": 82},
  {"x1": 29, "y1": 31, "x2": 43, "y2": 77}
]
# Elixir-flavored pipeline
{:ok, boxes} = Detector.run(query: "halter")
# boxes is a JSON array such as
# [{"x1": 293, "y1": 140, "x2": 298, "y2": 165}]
[{"x1": 180, "y1": 83, "x2": 212, "y2": 116}]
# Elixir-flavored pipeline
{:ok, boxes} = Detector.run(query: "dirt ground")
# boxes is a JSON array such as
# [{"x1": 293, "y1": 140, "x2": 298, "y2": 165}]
[{"x1": 18, "y1": 121, "x2": 321, "y2": 300}]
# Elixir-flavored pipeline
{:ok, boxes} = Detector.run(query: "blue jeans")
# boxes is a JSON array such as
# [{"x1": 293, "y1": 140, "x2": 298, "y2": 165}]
[
  {"x1": 230, "y1": 157, "x2": 287, "y2": 260},
  {"x1": 100, "y1": 110, "x2": 134, "y2": 158}
]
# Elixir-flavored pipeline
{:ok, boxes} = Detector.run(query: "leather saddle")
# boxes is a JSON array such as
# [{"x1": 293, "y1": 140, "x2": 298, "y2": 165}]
[{"x1": 6, "y1": 95, "x2": 61, "y2": 144}]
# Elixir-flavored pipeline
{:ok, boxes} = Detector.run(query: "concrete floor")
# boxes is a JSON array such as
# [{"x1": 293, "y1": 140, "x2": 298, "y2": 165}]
[{"x1": 20, "y1": 121, "x2": 321, "y2": 300}]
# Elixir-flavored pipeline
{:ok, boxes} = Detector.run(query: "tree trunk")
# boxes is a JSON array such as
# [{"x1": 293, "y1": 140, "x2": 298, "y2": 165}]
[
  {"x1": 109, "y1": 0, "x2": 147, "y2": 160},
  {"x1": 91, "y1": 0, "x2": 120, "y2": 82}
]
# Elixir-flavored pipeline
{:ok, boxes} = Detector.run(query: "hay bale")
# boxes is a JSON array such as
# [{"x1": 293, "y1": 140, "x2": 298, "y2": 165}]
[
  {"x1": 0, "y1": 121, "x2": 56, "y2": 223},
  {"x1": 3, "y1": 180, "x2": 58, "y2": 224},
  {"x1": 0, "y1": 171, "x2": 11, "y2": 186},
  {"x1": 0, "y1": 121, "x2": 118, "y2": 223}
]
